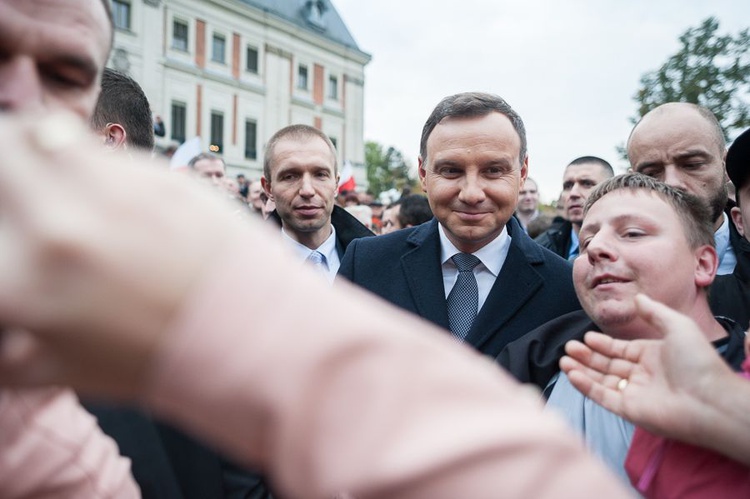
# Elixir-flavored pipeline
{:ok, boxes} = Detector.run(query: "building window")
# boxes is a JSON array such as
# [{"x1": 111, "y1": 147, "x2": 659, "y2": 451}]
[
  {"x1": 245, "y1": 120, "x2": 258, "y2": 160},
  {"x1": 112, "y1": 0, "x2": 131, "y2": 31},
  {"x1": 210, "y1": 112, "x2": 224, "y2": 153},
  {"x1": 172, "y1": 20, "x2": 188, "y2": 51},
  {"x1": 171, "y1": 102, "x2": 186, "y2": 143},
  {"x1": 298, "y1": 65, "x2": 308, "y2": 89},
  {"x1": 212, "y1": 34, "x2": 226, "y2": 64},
  {"x1": 246, "y1": 46, "x2": 259, "y2": 74},
  {"x1": 328, "y1": 75, "x2": 338, "y2": 100}
]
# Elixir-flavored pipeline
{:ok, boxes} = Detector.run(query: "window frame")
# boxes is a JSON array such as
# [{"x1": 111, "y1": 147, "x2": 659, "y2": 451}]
[
  {"x1": 246, "y1": 45, "x2": 259, "y2": 74},
  {"x1": 210, "y1": 111, "x2": 224, "y2": 153},
  {"x1": 211, "y1": 33, "x2": 226, "y2": 64},
  {"x1": 244, "y1": 120, "x2": 258, "y2": 160},
  {"x1": 328, "y1": 74, "x2": 338, "y2": 100},
  {"x1": 171, "y1": 101, "x2": 187, "y2": 144},
  {"x1": 111, "y1": 0, "x2": 131, "y2": 31},
  {"x1": 297, "y1": 64, "x2": 309, "y2": 90},
  {"x1": 172, "y1": 19, "x2": 189, "y2": 52}
]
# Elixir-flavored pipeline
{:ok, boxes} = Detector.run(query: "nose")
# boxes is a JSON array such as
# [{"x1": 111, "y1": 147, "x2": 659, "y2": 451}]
[
  {"x1": 568, "y1": 182, "x2": 583, "y2": 199},
  {"x1": 661, "y1": 165, "x2": 688, "y2": 191},
  {"x1": 584, "y1": 231, "x2": 617, "y2": 264},
  {"x1": 458, "y1": 172, "x2": 486, "y2": 205},
  {"x1": 0, "y1": 56, "x2": 44, "y2": 113},
  {"x1": 299, "y1": 173, "x2": 315, "y2": 197}
]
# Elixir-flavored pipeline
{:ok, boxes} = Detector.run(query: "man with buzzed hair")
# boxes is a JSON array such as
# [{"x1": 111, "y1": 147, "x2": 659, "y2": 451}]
[
  {"x1": 536, "y1": 156, "x2": 614, "y2": 259},
  {"x1": 263, "y1": 124, "x2": 372, "y2": 282},
  {"x1": 91, "y1": 68, "x2": 155, "y2": 152},
  {"x1": 628, "y1": 102, "x2": 739, "y2": 274}
]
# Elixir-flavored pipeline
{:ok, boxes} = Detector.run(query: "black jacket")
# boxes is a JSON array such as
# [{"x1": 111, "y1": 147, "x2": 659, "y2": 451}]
[
  {"x1": 498, "y1": 312, "x2": 747, "y2": 393},
  {"x1": 339, "y1": 217, "x2": 581, "y2": 356},
  {"x1": 269, "y1": 205, "x2": 374, "y2": 257},
  {"x1": 711, "y1": 232, "x2": 750, "y2": 330},
  {"x1": 534, "y1": 218, "x2": 573, "y2": 259}
]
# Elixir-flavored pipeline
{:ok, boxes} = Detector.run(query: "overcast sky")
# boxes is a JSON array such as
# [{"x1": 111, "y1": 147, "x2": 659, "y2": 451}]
[{"x1": 333, "y1": 0, "x2": 749, "y2": 202}]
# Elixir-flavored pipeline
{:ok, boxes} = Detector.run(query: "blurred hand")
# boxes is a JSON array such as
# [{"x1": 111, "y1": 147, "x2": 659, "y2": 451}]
[
  {"x1": 559, "y1": 293, "x2": 732, "y2": 444},
  {"x1": 0, "y1": 112, "x2": 245, "y2": 398}
]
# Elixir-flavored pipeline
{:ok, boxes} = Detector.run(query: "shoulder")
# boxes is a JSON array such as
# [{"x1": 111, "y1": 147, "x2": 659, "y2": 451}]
[{"x1": 497, "y1": 310, "x2": 595, "y2": 388}]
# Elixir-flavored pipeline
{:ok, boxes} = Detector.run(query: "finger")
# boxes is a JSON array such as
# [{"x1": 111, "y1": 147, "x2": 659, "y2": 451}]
[
  {"x1": 634, "y1": 293, "x2": 698, "y2": 340},
  {"x1": 565, "y1": 336, "x2": 637, "y2": 380},
  {"x1": 566, "y1": 367, "x2": 626, "y2": 414},
  {"x1": 560, "y1": 354, "x2": 626, "y2": 391}
]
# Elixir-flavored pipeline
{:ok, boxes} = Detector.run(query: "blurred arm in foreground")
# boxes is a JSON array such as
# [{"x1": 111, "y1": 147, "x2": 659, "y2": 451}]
[{"x1": 0, "y1": 113, "x2": 630, "y2": 499}]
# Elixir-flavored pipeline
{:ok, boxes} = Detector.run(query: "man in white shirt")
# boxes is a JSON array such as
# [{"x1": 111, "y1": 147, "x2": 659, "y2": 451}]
[
  {"x1": 262, "y1": 125, "x2": 371, "y2": 282},
  {"x1": 339, "y1": 92, "x2": 580, "y2": 356}
]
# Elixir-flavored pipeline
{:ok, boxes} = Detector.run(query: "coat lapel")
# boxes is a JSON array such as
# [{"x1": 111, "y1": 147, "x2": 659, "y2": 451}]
[
  {"x1": 401, "y1": 220, "x2": 451, "y2": 330},
  {"x1": 464, "y1": 220, "x2": 545, "y2": 348}
]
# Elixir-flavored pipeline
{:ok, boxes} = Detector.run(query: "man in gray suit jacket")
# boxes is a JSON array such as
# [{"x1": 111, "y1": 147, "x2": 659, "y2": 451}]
[{"x1": 338, "y1": 92, "x2": 580, "y2": 356}]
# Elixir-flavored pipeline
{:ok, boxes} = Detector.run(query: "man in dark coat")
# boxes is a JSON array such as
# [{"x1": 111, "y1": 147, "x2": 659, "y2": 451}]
[
  {"x1": 711, "y1": 127, "x2": 750, "y2": 329},
  {"x1": 535, "y1": 156, "x2": 613, "y2": 259},
  {"x1": 263, "y1": 125, "x2": 372, "y2": 283},
  {"x1": 339, "y1": 92, "x2": 580, "y2": 356},
  {"x1": 499, "y1": 173, "x2": 746, "y2": 486}
]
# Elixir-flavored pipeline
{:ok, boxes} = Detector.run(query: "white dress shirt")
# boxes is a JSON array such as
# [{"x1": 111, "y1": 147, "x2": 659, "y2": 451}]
[
  {"x1": 281, "y1": 225, "x2": 340, "y2": 284},
  {"x1": 438, "y1": 224, "x2": 511, "y2": 312}
]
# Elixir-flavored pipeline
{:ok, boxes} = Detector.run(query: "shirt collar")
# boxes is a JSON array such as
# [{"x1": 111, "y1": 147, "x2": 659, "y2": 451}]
[
  {"x1": 437, "y1": 223, "x2": 509, "y2": 277},
  {"x1": 281, "y1": 225, "x2": 337, "y2": 263},
  {"x1": 715, "y1": 212, "x2": 730, "y2": 259}
]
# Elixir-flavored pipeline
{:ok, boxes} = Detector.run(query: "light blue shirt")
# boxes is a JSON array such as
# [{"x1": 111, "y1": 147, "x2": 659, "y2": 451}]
[
  {"x1": 568, "y1": 228, "x2": 580, "y2": 260},
  {"x1": 715, "y1": 212, "x2": 736, "y2": 275},
  {"x1": 546, "y1": 372, "x2": 634, "y2": 486},
  {"x1": 438, "y1": 224, "x2": 511, "y2": 313},
  {"x1": 281, "y1": 225, "x2": 340, "y2": 284}
]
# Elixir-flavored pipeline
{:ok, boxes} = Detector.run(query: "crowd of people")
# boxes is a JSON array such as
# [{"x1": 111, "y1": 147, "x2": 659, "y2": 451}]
[{"x1": 1, "y1": 0, "x2": 750, "y2": 498}]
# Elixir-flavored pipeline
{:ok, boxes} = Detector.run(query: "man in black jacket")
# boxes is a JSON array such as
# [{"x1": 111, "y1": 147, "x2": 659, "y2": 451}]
[
  {"x1": 710, "y1": 127, "x2": 750, "y2": 329},
  {"x1": 500, "y1": 173, "x2": 746, "y2": 486},
  {"x1": 535, "y1": 156, "x2": 613, "y2": 259},
  {"x1": 263, "y1": 125, "x2": 372, "y2": 283}
]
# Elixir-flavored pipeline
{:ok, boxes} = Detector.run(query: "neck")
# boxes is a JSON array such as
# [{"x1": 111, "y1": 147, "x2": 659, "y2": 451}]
[
  {"x1": 286, "y1": 224, "x2": 333, "y2": 250},
  {"x1": 572, "y1": 222, "x2": 582, "y2": 237},
  {"x1": 516, "y1": 210, "x2": 536, "y2": 225},
  {"x1": 609, "y1": 296, "x2": 726, "y2": 342}
]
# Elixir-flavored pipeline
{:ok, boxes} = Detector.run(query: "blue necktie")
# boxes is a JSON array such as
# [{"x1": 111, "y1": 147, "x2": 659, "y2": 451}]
[
  {"x1": 447, "y1": 253, "x2": 481, "y2": 340},
  {"x1": 307, "y1": 250, "x2": 327, "y2": 273}
]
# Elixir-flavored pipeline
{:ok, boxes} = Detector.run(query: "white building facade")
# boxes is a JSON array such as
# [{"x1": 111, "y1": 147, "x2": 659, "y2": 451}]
[{"x1": 108, "y1": 0, "x2": 370, "y2": 181}]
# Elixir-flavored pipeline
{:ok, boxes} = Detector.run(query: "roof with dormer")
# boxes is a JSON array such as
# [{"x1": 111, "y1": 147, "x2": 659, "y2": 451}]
[{"x1": 237, "y1": 0, "x2": 368, "y2": 56}]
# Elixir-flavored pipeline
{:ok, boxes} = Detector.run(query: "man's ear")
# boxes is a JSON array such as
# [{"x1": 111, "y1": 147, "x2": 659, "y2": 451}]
[
  {"x1": 731, "y1": 206, "x2": 745, "y2": 238},
  {"x1": 260, "y1": 177, "x2": 274, "y2": 201},
  {"x1": 519, "y1": 155, "x2": 529, "y2": 186},
  {"x1": 102, "y1": 123, "x2": 127, "y2": 151},
  {"x1": 695, "y1": 244, "x2": 719, "y2": 288},
  {"x1": 418, "y1": 156, "x2": 428, "y2": 193}
]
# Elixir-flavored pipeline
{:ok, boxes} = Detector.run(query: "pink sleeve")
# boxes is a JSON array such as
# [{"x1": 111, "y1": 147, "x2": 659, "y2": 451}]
[
  {"x1": 0, "y1": 388, "x2": 139, "y2": 498},
  {"x1": 144, "y1": 227, "x2": 634, "y2": 499}
]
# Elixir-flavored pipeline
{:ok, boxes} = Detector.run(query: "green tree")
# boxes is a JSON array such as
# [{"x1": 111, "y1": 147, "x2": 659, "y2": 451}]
[
  {"x1": 365, "y1": 141, "x2": 415, "y2": 196},
  {"x1": 633, "y1": 17, "x2": 750, "y2": 141}
]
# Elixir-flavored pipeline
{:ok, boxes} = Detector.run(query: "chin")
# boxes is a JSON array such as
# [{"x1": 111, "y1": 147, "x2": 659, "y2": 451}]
[{"x1": 586, "y1": 304, "x2": 635, "y2": 330}]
